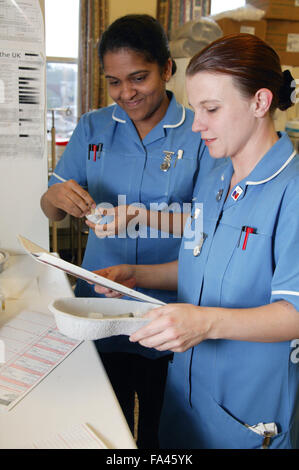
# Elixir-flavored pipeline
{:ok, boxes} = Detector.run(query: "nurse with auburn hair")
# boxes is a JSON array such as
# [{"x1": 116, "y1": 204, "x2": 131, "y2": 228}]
[{"x1": 95, "y1": 34, "x2": 299, "y2": 449}]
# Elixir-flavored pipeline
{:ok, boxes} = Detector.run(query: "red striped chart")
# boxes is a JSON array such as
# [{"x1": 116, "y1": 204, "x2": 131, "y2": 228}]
[{"x1": 0, "y1": 309, "x2": 81, "y2": 411}]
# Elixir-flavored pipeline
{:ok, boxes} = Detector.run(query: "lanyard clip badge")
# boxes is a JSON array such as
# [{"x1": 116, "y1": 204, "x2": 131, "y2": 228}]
[
  {"x1": 160, "y1": 149, "x2": 183, "y2": 171},
  {"x1": 160, "y1": 151, "x2": 174, "y2": 172}
]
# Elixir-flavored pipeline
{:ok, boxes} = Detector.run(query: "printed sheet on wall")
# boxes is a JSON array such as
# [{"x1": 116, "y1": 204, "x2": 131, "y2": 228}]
[{"x1": 0, "y1": 0, "x2": 45, "y2": 159}]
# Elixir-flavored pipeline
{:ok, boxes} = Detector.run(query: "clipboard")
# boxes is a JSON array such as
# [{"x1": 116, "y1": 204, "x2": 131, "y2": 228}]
[{"x1": 17, "y1": 235, "x2": 166, "y2": 306}]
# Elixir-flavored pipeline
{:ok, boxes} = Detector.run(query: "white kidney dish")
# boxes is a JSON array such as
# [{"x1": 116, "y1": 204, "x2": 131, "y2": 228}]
[{"x1": 48, "y1": 297, "x2": 156, "y2": 341}]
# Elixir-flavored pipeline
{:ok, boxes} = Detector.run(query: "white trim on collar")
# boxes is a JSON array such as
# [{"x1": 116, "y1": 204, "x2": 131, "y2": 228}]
[
  {"x1": 112, "y1": 103, "x2": 186, "y2": 128},
  {"x1": 246, "y1": 150, "x2": 296, "y2": 186},
  {"x1": 163, "y1": 105, "x2": 186, "y2": 129},
  {"x1": 112, "y1": 106, "x2": 126, "y2": 123}
]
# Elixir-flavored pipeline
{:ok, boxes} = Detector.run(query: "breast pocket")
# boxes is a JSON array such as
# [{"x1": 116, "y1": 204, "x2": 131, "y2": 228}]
[
  {"x1": 141, "y1": 151, "x2": 198, "y2": 207},
  {"x1": 87, "y1": 150, "x2": 141, "y2": 205},
  {"x1": 219, "y1": 224, "x2": 273, "y2": 308}
]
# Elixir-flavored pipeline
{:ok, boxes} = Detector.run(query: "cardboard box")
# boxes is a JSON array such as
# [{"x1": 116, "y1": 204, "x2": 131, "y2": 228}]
[
  {"x1": 246, "y1": 0, "x2": 299, "y2": 21},
  {"x1": 266, "y1": 20, "x2": 299, "y2": 65},
  {"x1": 216, "y1": 18, "x2": 267, "y2": 39}
]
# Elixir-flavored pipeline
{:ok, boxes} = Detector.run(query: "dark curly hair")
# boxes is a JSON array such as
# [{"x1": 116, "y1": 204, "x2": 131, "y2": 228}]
[{"x1": 98, "y1": 14, "x2": 176, "y2": 75}]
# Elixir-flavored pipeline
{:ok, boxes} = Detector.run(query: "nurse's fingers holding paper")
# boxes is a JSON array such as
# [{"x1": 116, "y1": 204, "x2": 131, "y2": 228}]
[{"x1": 93, "y1": 264, "x2": 137, "y2": 297}]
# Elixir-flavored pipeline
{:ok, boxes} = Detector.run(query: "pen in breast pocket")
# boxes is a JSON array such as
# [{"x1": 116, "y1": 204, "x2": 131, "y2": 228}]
[
  {"x1": 88, "y1": 143, "x2": 103, "y2": 161},
  {"x1": 238, "y1": 226, "x2": 257, "y2": 250}
]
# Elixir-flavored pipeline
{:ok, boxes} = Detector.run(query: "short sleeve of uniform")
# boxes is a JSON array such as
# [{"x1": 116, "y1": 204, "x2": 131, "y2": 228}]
[
  {"x1": 271, "y1": 176, "x2": 299, "y2": 311},
  {"x1": 48, "y1": 114, "x2": 88, "y2": 188}
]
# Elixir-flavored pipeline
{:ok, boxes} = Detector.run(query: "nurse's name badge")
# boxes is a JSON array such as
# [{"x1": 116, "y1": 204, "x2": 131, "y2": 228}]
[
  {"x1": 160, "y1": 151, "x2": 174, "y2": 172},
  {"x1": 193, "y1": 233, "x2": 207, "y2": 257},
  {"x1": 231, "y1": 185, "x2": 243, "y2": 201}
]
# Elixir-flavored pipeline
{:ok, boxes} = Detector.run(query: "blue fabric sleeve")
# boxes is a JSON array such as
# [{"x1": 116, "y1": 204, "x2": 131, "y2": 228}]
[{"x1": 271, "y1": 176, "x2": 299, "y2": 311}]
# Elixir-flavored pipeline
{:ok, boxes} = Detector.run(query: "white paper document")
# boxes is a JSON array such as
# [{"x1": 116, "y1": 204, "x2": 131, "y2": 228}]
[
  {"x1": 31, "y1": 423, "x2": 108, "y2": 449},
  {"x1": 0, "y1": 308, "x2": 81, "y2": 411},
  {"x1": 0, "y1": 0, "x2": 44, "y2": 44},
  {"x1": 18, "y1": 235, "x2": 166, "y2": 306},
  {"x1": 0, "y1": 0, "x2": 45, "y2": 159}
]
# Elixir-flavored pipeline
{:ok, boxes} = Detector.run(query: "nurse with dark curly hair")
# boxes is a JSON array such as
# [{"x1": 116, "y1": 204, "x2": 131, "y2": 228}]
[{"x1": 41, "y1": 15, "x2": 216, "y2": 448}]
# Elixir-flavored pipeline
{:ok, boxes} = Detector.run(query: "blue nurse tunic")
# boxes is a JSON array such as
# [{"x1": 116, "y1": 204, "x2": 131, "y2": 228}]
[
  {"x1": 159, "y1": 133, "x2": 299, "y2": 448},
  {"x1": 48, "y1": 92, "x2": 216, "y2": 357}
]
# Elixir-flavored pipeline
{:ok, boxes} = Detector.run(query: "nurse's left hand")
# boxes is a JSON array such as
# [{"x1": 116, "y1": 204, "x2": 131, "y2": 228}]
[{"x1": 130, "y1": 303, "x2": 213, "y2": 352}]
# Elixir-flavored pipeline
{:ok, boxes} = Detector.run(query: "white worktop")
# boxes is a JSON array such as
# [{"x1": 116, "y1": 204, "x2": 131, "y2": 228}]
[{"x1": 0, "y1": 254, "x2": 136, "y2": 449}]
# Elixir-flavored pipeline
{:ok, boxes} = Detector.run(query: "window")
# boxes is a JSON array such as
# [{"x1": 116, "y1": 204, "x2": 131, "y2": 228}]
[
  {"x1": 45, "y1": 0, "x2": 79, "y2": 142},
  {"x1": 210, "y1": 0, "x2": 245, "y2": 15}
]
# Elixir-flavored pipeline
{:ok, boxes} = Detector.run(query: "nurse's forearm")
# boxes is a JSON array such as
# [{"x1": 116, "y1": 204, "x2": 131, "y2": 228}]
[
  {"x1": 210, "y1": 301, "x2": 299, "y2": 342},
  {"x1": 134, "y1": 260, "x2": 178, "y2": 291},
  {"x1": 145, "y1": 210, "x2": 189, "y2": 236},
  {"x1": 126, "y1": 206, "x2": 189, "y2": 235}
]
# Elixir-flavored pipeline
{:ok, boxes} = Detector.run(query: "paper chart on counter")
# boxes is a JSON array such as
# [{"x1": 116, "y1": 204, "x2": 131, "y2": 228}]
[
  {"x1": 18, "y1": 235, "x2": 166, "y2": 306},
  {"x1": 31, "y1": 423, "x2": 108, "y2": 449},
  {"x1": 0, "y1": 308, "x2": 82, "y2": 412}
]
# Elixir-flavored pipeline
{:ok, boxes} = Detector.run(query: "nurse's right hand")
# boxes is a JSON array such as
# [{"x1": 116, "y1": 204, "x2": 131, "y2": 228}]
[
  {"x1": 93, "y1": 264, "x2": 137, "y2": 298},
  {"x1": 45, "y1": 180, "x2": 96, "y2": 218},
  {"x1": 89, "y1": 205, "x2": 147, "y2": 238}
]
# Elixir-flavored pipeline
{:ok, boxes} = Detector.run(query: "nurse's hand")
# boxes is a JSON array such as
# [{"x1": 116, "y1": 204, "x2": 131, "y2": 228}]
[
  {"x1": 86, "y1": 205, "x2": 147, "y2": 238},
  {"x1": 45, "y1": 180, "x2": 95, "y2": 218},
  {"x1": 129, "y1": 304, "x2": 213, "y2": 352},
  {"x1": 85, "y1": 205, "x2": 128, "y2": 238},
  {"x1": 92, "y1": 264, "x2": 137, "y2": 298}
]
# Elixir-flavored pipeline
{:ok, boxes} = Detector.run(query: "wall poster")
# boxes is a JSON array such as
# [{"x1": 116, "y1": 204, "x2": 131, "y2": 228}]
[{"x1": 0, "y1": 0, "x2": 45, "y2": 159}]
